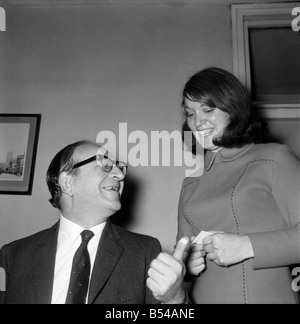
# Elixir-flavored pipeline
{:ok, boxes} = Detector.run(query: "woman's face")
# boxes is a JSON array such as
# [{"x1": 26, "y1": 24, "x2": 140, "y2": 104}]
[{"x1": 184, "y1": 97, "x2": 230, "y2": 151}]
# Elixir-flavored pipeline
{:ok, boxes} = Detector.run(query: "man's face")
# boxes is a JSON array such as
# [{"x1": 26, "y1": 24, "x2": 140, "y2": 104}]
[{"x1": 71, "y1": 144, "x2": 125, "y2": 219}]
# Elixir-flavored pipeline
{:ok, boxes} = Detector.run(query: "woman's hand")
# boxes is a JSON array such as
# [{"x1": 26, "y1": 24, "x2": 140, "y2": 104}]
[
  {"x1": 186, "y1": 241, "x2": 206, "y2": 276},
  {"x1": 203, "y1": 233, "x2": 254, "y2": 267}
]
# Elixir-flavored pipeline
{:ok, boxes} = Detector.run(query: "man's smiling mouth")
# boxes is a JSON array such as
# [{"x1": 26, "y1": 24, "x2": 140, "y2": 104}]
[{"x1": 103, "y1": 186, "x2": 120, "y2": 192}]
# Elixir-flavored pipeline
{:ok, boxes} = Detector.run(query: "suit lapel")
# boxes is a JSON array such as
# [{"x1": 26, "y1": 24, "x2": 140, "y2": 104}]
[
  {"x1": 88, "y1": 221, "x2": 124, "y2": 304},
  {"x1": 31, "y1": 222, "x2": 59, "y2": 304}
]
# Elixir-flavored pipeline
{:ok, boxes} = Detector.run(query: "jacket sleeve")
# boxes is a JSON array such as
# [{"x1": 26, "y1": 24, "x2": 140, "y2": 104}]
[
  {"x1": 248, "y1": 145, "x2": 300, "y2": 269},
  {"x1": 145, "y1": 238, "x2": 162, "y2": 304}
]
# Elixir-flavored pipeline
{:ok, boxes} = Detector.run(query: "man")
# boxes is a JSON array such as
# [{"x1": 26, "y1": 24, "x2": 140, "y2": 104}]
[{"x1": 0, "y1": 140, "x2": 190, "y2": 304}]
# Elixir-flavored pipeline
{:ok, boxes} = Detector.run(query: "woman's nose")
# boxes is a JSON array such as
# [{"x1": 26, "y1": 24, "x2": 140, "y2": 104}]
[{"x1": 195, "y1": 113, "x2": 206, "y2": 128}]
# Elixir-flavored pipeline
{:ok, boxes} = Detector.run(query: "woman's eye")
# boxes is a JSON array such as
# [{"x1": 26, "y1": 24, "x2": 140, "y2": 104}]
[
  {"x1": 204, "y1": 108, "x2": 214, "y2": 113},
  {"x1": 185, "y1": 111, "x2": 194, "y2": 117}
]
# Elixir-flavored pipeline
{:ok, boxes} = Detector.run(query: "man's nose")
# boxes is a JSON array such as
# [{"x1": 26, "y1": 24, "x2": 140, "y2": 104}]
[{"x1": 108, "y1": 165, "x2": 125, "y2": 180}]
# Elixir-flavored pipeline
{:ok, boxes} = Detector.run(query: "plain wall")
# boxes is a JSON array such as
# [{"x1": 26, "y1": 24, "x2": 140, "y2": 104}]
[{"x1": 0, "y1": 1, "x2": 297, "y2": 252}]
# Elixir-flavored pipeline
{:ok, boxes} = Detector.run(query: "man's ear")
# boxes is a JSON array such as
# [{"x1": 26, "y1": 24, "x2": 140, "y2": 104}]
[{"x1": 59, "y1": 171, "x2": 74, "y2": 197}]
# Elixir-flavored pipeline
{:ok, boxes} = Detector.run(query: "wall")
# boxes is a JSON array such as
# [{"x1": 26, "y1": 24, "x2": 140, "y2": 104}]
[{"x1": 0, "y1": 1, "x2": 296, "y2": 252}]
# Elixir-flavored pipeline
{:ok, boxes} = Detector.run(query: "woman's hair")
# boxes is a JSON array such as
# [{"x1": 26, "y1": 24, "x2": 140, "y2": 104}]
[
  {"x1": 181, "y1": 67, "x2": 267, "y2": 150},
  {"x1": 46, "y1": 140, "x2": 89, "y2": 210}
]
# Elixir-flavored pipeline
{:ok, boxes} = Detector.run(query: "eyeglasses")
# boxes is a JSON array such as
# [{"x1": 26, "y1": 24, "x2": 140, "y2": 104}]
[{"x1": 72, "y1": 154, "x2": 128, "y2": 175}]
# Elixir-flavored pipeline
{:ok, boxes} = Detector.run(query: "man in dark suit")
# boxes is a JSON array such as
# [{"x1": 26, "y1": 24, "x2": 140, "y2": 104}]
[{"x1": 0, "y1": 140, "x2": 190, "y2": 304}]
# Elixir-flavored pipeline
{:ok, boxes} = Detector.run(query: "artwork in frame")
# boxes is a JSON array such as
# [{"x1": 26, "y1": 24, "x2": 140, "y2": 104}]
[
  {"x1": 0, "y1": 114, "x2": 41, "y2": 195},
  {"x1": 232, "y1": 2, "x2": 300, "y2": 119}
]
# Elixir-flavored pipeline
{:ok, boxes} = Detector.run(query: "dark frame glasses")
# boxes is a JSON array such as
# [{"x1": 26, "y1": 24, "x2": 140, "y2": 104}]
[{"x1": 72, "y1": 154, "x2": 128, "y2": 175}]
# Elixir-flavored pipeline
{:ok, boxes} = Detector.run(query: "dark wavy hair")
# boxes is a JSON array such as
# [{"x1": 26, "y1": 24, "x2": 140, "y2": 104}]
[
  {"x1": 46, "y1": 141, "x2": 89, "y2": 210},
  {"x1": 181, "y1": 67, "x2": 267, "y2": 151}
]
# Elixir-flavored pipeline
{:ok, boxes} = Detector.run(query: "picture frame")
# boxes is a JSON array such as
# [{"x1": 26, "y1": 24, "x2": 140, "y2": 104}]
[
  {"x1": 232, "y1": 2, "x2": 300, "y2": 119},
  {"x1": 0, "y1": 114, "x2": 41, "y2": 195}
]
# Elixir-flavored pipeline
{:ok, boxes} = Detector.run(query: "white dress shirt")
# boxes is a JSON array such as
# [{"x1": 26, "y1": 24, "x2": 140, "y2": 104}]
[{"x1": 51, "y1": 216, "x2": 106, "y2": 304}]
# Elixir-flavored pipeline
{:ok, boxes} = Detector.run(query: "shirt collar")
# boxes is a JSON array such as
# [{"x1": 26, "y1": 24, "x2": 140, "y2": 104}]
[
  {"x1": 59, "y1": 215, "x2": 106, "y2": 246},
  {"x1": 90, "y1": 221, "x2": 106, "y2": 243},
  {"x1": 204, "y1": 143, "x2": 255, "y2": 172}
]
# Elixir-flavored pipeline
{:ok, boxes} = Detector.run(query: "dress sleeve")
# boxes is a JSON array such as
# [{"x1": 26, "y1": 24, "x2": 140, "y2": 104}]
[
  {"x1": 248, "y1": 145, "x2": 300, "y2": 269},
  {"x1": 176, "y1": 180, "x2": 198, "y2": 243}
]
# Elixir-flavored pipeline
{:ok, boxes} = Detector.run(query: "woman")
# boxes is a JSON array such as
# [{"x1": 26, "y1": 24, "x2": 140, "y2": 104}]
[{"x1": 177, "y1": 67, "x2": 300, "y2": 304}]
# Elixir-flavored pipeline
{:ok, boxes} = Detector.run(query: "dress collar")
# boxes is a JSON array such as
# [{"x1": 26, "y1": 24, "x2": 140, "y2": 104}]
[{"x1": 204, "y1": 143, "x2": 255, "y2": 172}]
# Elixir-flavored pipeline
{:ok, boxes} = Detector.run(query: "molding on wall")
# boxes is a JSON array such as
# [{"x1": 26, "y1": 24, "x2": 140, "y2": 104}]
[
  {"x1": 0, "y1": 0, "x2": 298, "y2": 8},
  {"x1": 0, "y1": 0, "x2": 211, "y2": 7}
]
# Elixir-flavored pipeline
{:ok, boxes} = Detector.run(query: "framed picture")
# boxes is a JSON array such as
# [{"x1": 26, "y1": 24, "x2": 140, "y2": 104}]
[
  {"x1": 0, "y1": 114, "x2": 41, "y2": 195},
  {"x1": 232, "y1": 2, "x2": 300, "y2": 118}
]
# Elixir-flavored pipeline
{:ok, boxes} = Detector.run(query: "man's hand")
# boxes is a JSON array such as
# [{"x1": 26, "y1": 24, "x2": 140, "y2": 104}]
[
  {"x1": 203, "y1": 233, "x2": 254, "y2": 267},
  {"x1": 186, "y1": 242, "x2": 206, "y2": 276},
  {"x1": 146, "y1": 237, "x2": 189, "y2": 304}
]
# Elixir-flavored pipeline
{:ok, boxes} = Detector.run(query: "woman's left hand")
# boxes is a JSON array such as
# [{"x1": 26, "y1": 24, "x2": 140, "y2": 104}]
[{"x1": 202, "y1": 233, "x2": 254, "y2": 267}]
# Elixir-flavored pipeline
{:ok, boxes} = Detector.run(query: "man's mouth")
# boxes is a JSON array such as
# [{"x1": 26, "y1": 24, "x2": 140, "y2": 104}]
[{"x1": 103, "y1": 186, "x2": 120, "y2": 192}]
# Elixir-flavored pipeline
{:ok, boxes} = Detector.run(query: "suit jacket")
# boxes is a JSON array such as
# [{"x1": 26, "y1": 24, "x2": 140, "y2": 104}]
[{"x1": 0, "y1": 220, "x2": 162, "y2": 304}]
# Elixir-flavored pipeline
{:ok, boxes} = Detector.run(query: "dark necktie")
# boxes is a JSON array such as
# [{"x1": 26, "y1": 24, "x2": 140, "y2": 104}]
[{"x1": 65, "y1": 230, "x2": 94, "y2": 304}]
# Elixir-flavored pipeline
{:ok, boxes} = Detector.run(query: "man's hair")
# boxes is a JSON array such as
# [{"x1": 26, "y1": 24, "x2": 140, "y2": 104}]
[
  {"x1": 181, "y1": 67, "x2": 267, "y2": 150},
  {"x1": 46, "y1": 140, "x2": 90, "y2": 210}
]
